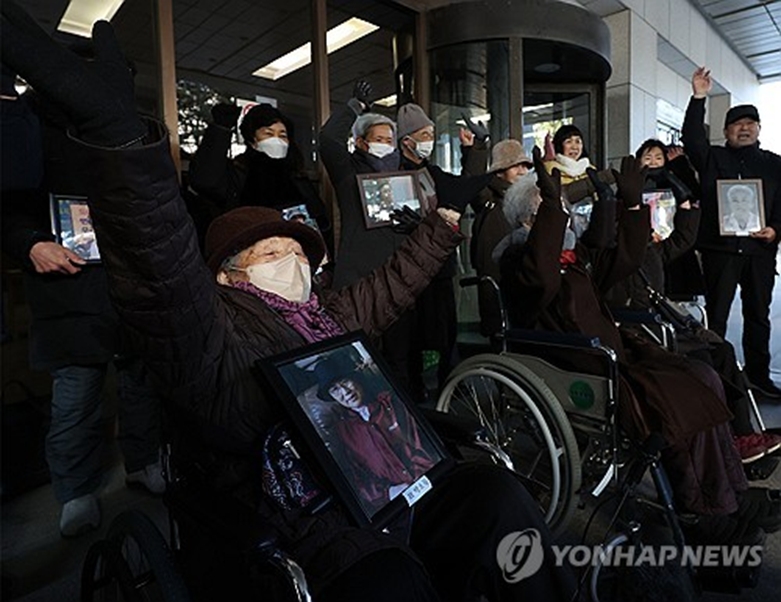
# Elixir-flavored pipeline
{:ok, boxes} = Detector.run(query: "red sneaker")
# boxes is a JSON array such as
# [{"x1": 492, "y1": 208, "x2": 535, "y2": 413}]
[
  {"x1": 761, "y1": 432, "x2": 781, "y2": 455},
  {"x1": 734, "y1": 434, "x2": 767, "y2": 464}
]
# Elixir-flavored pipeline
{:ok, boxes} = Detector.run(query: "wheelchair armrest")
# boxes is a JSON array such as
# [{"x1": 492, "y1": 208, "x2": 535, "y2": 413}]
[
  {"x1": 421, "y1": 407, "x2": 486, "y2": 445},
  {"x1": 612, "y1": 308, "x2": 664, "y2": 325},
  {"x1": 505, "y1": 328, "x2": 602, "y2": 350}
]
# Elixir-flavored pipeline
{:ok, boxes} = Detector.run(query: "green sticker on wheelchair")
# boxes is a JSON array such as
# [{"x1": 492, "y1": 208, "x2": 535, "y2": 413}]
[{"x1": 569, "y1": 381, "x2": 595, "y2": 409}]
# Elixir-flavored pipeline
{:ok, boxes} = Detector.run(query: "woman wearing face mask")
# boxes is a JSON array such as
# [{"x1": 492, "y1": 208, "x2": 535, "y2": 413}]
[{"x1": 189, "y1": 103, "x2": 332, "y2": 257}]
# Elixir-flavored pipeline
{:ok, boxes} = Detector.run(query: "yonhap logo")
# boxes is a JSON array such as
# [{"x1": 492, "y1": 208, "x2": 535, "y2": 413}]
[{"x1": 496, "y1": 529, "x2": 545, "y2": 583}]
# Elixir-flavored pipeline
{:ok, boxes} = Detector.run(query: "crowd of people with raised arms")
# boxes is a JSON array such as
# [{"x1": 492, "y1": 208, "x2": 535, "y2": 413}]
[{"x1": 2, "y1": 2, "x2": 781, "y2": 600}]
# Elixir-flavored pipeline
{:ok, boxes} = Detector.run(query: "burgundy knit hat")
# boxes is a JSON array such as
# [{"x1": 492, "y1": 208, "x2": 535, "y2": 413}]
[{"x1": 204, "y1": 206, "x2": 326, "y2": 274}]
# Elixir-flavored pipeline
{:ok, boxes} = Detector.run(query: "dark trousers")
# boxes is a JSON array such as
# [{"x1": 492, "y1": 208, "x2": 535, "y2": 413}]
[
  {"x1": 320, "y1": 463, "x2": 578, "y2": 602},
  {"x1": 700, "y1": 250, "x2": 776, "y2": 384}
]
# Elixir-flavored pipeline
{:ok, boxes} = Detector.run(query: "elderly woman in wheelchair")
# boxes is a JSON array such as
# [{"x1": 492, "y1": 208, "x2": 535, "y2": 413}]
[
  {"x1": 478, "y1": 146, "x2": 781, "y2": 553},
  {"x1": 0, "y1": 8, "x2": 582, "y2": 600}
]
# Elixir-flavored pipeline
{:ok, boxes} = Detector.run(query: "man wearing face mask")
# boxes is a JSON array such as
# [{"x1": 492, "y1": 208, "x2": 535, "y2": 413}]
[
  {"x1": 189, "y1": 102, "x2": 332, "y2": 255},
  {"x1": 395, "y1": 103, "x2": 491, "y2": 395}
]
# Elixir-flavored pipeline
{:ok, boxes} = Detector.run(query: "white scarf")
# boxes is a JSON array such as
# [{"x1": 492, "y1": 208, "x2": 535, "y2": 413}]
[{"x1": 553, "y1": 154, "x2": 591, "y2": 178}]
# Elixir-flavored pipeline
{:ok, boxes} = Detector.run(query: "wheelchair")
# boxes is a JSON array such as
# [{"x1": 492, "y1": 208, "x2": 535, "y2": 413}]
[
  {"x1": 438, "y1": 276, "x2": 761, "y2": 601},
  {"x1": 80, "y1": 391, "x2": 512, "y2": 602}
]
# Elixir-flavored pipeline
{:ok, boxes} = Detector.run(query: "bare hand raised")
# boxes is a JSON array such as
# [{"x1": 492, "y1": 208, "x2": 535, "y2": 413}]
[{"x1": 691, "y1": 67, "x2": 712, "y2": 98}]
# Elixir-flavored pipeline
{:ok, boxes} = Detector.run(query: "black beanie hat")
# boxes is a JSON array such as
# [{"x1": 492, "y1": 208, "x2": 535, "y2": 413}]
[
  {"x1": 239, "y1": 103, "x2": 294, "y2": 145},
  {"x1": 724, "y1": 104, "x2": 760, "y2": 128},
  {"x1": 553, "y1": 124, "x2": 585, "y2": 155}
]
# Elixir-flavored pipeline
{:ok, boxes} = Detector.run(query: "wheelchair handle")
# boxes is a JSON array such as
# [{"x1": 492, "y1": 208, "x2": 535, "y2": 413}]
[{"x1": 459, "y1": 275, "x2": 508, "y2": 351}]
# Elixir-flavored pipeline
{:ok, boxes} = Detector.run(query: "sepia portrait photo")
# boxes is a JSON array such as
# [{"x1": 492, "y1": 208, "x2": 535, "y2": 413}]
[{"x1": 717, "y1": 179, "x2": 764, "y2": 236}]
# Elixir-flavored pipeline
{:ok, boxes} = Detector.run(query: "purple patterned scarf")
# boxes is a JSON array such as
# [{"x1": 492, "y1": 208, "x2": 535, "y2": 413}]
[{"x1": 233, "y1": 281, "x2": 344, "y2": 343}]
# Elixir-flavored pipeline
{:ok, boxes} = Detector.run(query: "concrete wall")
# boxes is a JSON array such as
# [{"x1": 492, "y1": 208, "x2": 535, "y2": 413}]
[{"x1": 590, "y1": 0, "x2": 760, "y2": 164}]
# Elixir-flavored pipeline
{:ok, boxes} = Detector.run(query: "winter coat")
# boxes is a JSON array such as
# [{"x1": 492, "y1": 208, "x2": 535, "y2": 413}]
[
  {"x1": 1, "y1": 96, "x2": 120, "y2": 371},
  {"x1": 499, "y1": 196, "x2": 732, "y2": 445},
  {"x1": 544, "y1": 155, "x2": 615, "y2": 204},
  {"x1": 682, "y1": 96, "x2": 781, "y2": 256},
  {"x1": 79, "y1": 121, "x2": 463, "y2": 591},
  {"x1": 188, "y1": 122, "x2": 332, "y2": 243},
  {"x1": 319, "y1": 104, "x2": 409, "y2": 288},
  {"x1": 605, "y1": 206, "x2": 700, "y2": 310}
]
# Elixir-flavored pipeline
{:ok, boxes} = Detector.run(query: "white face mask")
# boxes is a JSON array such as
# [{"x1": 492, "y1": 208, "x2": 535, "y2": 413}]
[
  {"x1": 236, "y1": 252, "x2": 311, "y2": 303},
  {"x1": 253, "y1": 136, "x2": 289, "y2": 159},
  {"x1": 412, "y1": 139, "x2": 434, "y2": 159},
  {"x1": 367, "y1": 142, "x2": 396, "y2": 159}
]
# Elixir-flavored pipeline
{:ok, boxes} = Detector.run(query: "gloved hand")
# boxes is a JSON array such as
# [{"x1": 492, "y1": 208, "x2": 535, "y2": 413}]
[
  {"x1": 352, "y1": 80, "x2": 373, "y2": 107},
  {"x1": 586, "y1": 168, "x2": 616, "y2": 203},
  {"x1": 612, "y1": 155, "x2": 646, "y2": 208},
  {"x1": 1, "y1": 2, "x2": 145, "y2": 148},
  {"x1": 665, "y1": 170, "x2": 694, "y2": 203},
  {"x1": 532, "y1": 146, "x2": 562, "y2": 204},
  {"x1": 460, "y1": 111, "x2": 489, "y2": 143},
  {"x1": 211, "y1": 103, "x2": 241, "y2": 129},
  {"x1": 390, "y1": 206, "x2": 422, "y2": 234},
  {"x1": 543, "y1": 132, "x2": 556, "y2": 161}
]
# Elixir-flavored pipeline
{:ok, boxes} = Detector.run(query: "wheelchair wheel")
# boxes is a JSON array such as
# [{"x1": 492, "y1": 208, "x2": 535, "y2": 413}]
[
  {"x1": 81, "y1": 510, "x2": 190, "y2": 602},
  {"x1": 437, "y1": 354, "x2": 581, "y2": 535}
]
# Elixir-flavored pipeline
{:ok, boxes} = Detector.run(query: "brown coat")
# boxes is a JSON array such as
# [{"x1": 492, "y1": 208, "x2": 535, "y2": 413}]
[
  {"x1": 499, "y1": 198, "x2": 732, "y2": 444},
  {"x1": 80, "y1": 124, "x2": 464, "y2": 592}
]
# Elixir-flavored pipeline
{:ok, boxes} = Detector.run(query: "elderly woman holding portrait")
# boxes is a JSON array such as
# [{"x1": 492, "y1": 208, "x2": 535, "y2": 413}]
[{"x1": 1, "y1": 6, "x2": 579, "y2": 600}]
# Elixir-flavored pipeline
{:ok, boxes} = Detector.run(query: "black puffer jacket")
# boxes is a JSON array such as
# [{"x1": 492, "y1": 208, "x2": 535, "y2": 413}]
[
  {"x1": 682, "y1": 97, "x2": 781, "y2": 255},
  {"x1": 79, "y1": 121, "x2": 463, "y2": 591},
  {"x1": 82, "y1": 121, "x2": 461, "y2": 450}
]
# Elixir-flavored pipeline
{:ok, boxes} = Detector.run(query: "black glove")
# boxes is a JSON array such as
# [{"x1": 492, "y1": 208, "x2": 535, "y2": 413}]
[
  {"x1": 352, "y1": 80, "x2": 373, "y2": 107},
  {"x1": 664, "y1": 170, "x2": 693, "y2": 203},
  {"x1": 460, "y1": 111, "x2": 489, "y2": 143},
  {"x1": 1, "y1": 3, "x2": 145, "y2": 147},
  {"x1": 211, "y1": 103, "x2": 241, "y2": 129},
  {"x1": 532, "y1": 146, "x2": 562, "y2": 204},
  {"x1": 612, "y1": 155, "x2": 646, "y2": 208},
  {"x1": 586, "y1": 168, "x2": 616, "y2": 204},
  {"x1": 390, "y1": 206, "x2": 422, "y2": 234}
]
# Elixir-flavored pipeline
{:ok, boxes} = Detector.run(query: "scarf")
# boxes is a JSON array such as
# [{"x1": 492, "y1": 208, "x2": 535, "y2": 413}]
[
  {"x1": 233, "y1": 281, "x2": 344, "y2": 343},
  {"x1": 552, "y1": 154, "x2": 592, "y2": 179}
]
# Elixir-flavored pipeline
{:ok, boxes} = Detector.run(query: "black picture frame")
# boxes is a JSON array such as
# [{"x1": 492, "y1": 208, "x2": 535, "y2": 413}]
[
  {"x1": 716, "y1": 178, "x2": 765, "y2": 236},
  {"x1": 279, "y1": 203, "x2": 330, "y2": 266},
  {"x1": 254, "y1": 331, "x2": 453, "y2": 529},
  {"x1": 355, "y1": 171, "x2": 424, "y2": 229},
  {"x1": 49, "y1": 194, "x2": 101, "y2": 263}
]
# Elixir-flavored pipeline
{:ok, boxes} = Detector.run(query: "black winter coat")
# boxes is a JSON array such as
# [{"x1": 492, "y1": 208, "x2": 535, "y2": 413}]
[
  {"x1": 682, "y1": 97, "x2": 781, "y2": 256},
  {"x1": 79, "y1": 121, "x2": 463, "y2": 590},
  {"x1": 1, "y1": 96, "x2": 119, "y2": 371},
  {"x1": 319, "y1": 104, "x2": 409, "y2": 288}
]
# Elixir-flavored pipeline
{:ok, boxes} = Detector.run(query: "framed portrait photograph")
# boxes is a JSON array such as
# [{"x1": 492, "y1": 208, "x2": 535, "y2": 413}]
[
  {"x1": 280, "y1": 203, "x2": 330, "y2": 267},
  {"x1": 642, "y1": 189, "x2": 677, "y2": 241},
  {"x1": 49, "y1": 194, "x2": 101, "y2": 263},
  {"x1": 355, "y1": 172, "x2": 423, "y2": 229},
  {"x1": 717, "y1": 179, "x2": 765, "y2": 236},
  {"x1": 254, "y1": 332, "x2": 453, "y2": 529}
]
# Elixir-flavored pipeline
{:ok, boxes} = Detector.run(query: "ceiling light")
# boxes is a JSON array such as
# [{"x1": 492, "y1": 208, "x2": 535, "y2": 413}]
[
  {"x1": 57, "y1": 0, "x2": 127, "y2": 37},
  {"x1": 253, "y1": 17, "x2": 379, "y2": 81},
  {"x1": 374, "y1": 94, "x2": 397, "y2": 107}
]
